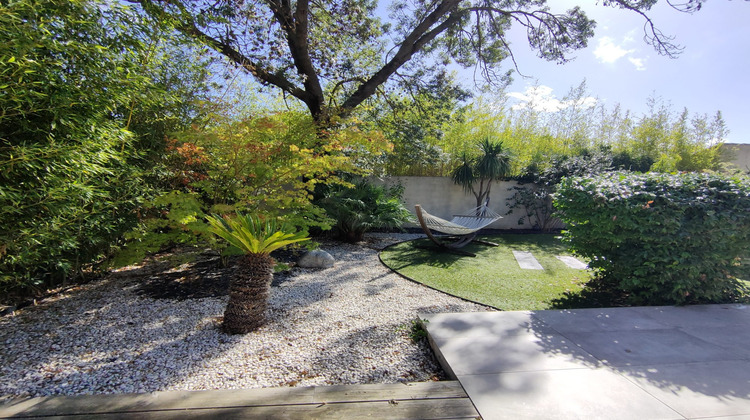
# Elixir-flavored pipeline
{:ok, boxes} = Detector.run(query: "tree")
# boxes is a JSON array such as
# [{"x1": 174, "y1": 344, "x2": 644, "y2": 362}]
[
  {"x1": 451, "y1": 137, "x2": 512, "y2": 208},
  {"x1": 115, "y1": 110, "x2": 392, "y2": 266},
  {"x1": 132, "y1": 0, "x2": 686, "y2": 124},
  {"x1": 207, "y1": 213, "x2": 309, "y2": 334},
  {"x1": 0, "y1": 0, "x2": 220, "y2": 298}
]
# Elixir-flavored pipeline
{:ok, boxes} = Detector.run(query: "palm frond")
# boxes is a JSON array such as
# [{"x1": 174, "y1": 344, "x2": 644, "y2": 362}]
[{"x1": 207, "y1": 212, "x2": 309, "y2": 256}]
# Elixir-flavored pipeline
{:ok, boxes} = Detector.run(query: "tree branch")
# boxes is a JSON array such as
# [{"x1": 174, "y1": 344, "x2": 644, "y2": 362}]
[
  {"x1": 137, "y1": 0, "x2": 309, "y2": 101},
  {"x1": 266, "y1": 0, "x2": 325, "y2": 118},
  {"x1": 340, "y1": 0, "x2": 464, "y2": 117},
  {"x1": 605, "y1": 0, "x2": 684, "y2": 57}
]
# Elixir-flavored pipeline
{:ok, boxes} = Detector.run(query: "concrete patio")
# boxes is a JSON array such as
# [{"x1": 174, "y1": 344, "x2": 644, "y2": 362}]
[{"x1": 422, "y1": 304, "x2": 750, "y2": 420}]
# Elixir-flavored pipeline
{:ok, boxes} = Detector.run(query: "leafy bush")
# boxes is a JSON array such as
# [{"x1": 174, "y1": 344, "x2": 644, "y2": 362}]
[
  {"x1": 315, "y1": 178, "x2": 412, "y2": 243},
  {"x1": 507, "y1": 148, "x2": 613, "y2": 231},
  {"x1": 555, "y1": 172, "x2": 750, "y2": 305},
  {"x1": 0, "y1": 0, "x2": 156, "y2": 297}
]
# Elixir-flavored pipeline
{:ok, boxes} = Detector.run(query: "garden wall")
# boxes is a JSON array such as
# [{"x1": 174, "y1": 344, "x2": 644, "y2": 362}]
[{"x1": 371, "y1": 176, "x2": 526, "y2": 230}]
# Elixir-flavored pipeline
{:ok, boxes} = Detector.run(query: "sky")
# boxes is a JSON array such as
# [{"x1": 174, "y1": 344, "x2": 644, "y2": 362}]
[{"x1": 456, "y1": 1, "x2": 750, "y2": 144}]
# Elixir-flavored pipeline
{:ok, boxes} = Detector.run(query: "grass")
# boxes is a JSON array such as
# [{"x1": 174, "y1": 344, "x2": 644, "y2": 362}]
[{"x1": 380, "y1": 234, "x2": 591, "y2": 311}]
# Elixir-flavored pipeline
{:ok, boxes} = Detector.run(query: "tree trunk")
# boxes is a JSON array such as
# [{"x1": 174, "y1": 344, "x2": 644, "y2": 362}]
[
  {"x1": 223, "y1": 253, "x2": 275, "y2": 334},
  {"x1": 342, "y1": 229, "x2": 365, "y2": 243}
]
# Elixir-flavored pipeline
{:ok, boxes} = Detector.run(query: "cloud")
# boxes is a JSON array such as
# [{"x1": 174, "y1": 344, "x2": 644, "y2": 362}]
[
  {"x1": 594, "y1": 37, "x2": 632, "y2": 63},
  {"x1": 628, "y1": 57, "x2": 646, "y2": 71},
  {"x1": 594, "y1": 36, "x2": 647, "y2": 70},
  {"x1": 507, "y1": 85, "x2": 597, "y2": 113}
]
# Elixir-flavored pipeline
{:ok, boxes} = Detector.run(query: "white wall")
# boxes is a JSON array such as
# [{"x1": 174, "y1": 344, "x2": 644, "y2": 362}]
[{"x1": 372, "y1": 176, "x2": 527, "y2": 230}]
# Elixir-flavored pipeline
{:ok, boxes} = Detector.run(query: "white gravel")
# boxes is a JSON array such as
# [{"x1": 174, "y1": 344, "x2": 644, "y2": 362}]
[{"x1": 0, "y1": 233, "x2": 491, "y2": 399}]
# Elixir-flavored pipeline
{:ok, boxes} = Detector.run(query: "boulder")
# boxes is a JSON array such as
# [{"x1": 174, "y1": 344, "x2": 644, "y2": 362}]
[{"x1": 297, "y1": 250, "x2": 335, "y2": 268}]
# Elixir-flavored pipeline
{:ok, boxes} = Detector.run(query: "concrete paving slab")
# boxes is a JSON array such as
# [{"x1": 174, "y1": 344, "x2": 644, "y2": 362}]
[
  {"x1": 513, "y1": 250, "x2": 544, "y2": 270},
  {"x1": 430, "y1": 330, "x2": 600, "y2": 375},
  {"x1": 617, "y1": 360, "x2": 750, "y2": 419},
  {"x1": 458, "y1": 369, "x2": 683, "y2": 420},
  {"x1": 563, "y1": 329, "x2": 743, "y2": 367},
  {"x1": 631, "y1": 304, "x2": 750, "y2": 328},
  {"x1": 703, "y1": 416, "x2": 750, "y2": 420},
  {"x1": 680, "y1": 323, "x2": 750, "y2": 358},
  {"x1": 554, "y1": 255, "x2": 588, "y2": 269},
  {"x1": 423, "y1": 311, "x2": 537, "y2": 340},
  {"x1": 532, "y1": 307, "x2": 671, "y2": 333}
]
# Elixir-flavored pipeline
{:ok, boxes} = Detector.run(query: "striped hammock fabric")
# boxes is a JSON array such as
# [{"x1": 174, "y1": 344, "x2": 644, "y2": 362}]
[{"x1": 416, "y1": 204, "x2": 502, "y2": 236}]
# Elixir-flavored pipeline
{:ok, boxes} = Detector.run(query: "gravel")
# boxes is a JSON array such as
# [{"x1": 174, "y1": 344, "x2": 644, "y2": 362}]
[{"x1": 0, "y1": 233, "x2": 491, "y2": 400}]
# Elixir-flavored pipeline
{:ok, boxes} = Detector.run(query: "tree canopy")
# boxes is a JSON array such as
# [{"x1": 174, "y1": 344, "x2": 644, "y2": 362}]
[{"x1": 133, "y1": 0, "x2": 687, "y2": 123}]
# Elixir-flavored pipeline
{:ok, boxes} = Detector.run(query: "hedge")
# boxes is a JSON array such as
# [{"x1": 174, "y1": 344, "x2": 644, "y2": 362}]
[{"x1": 554, "y1": 172, "x2": 750, "y2": 305}]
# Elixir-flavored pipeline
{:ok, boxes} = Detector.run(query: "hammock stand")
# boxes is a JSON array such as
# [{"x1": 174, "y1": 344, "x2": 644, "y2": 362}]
[{"x1": 414, "y1": 204, "x2": 501, "y2": 257}]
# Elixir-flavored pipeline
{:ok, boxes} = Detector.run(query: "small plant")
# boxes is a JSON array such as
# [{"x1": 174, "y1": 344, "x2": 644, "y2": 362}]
[
  {"x1": 273, "y1": 262, "x2": 291, "y2": 273},
  {"x1": 207, "y1": 212, "x2": 309, "y2": 334},
  {"x1": 398, "y1": 318, "x2": 430, "y2": 343}
]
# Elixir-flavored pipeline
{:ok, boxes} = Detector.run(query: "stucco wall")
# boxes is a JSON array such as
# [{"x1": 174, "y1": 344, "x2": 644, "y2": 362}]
[
  {"x1": 372, "y1": 176, "x2": 527, "y2": 230},
  {"x1": 720, "y1": 143, "x2": 750, "y2": 172}
]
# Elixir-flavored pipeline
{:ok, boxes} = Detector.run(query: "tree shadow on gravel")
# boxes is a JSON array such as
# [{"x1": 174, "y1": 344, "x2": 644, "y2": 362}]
[
  {"x1": 0, "y1": 285, "x2": 230, "y2": 398},
  {"x1": 123, "y1": 247, "x2": 304, "y2": 300}
]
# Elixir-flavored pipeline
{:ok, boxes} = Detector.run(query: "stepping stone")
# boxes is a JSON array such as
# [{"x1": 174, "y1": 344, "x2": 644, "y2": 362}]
[
  {"x1": 512, "y1": 251, "x2": 543, "y2": 270},
  {"x1": 555, "y1": 255, "x2": 588, "y2": 269}
]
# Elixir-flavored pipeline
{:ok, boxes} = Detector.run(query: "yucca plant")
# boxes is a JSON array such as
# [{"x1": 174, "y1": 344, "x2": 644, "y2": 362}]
[
  {"x1": 207, "y1": 212, "x2": 309, "y2": 334},
  {"x1": 451, "y1": 137, "x2": 512, "y2": 209}
]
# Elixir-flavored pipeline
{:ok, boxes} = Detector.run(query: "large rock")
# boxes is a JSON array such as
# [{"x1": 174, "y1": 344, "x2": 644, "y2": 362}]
[{"x1": 297, "y1": 250, "x2": 335, "y2": 268}]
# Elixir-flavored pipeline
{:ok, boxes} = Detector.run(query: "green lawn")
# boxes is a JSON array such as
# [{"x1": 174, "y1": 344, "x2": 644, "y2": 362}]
[{"x1": 380, "y1": 234, "x2": 591, "y2": 311}]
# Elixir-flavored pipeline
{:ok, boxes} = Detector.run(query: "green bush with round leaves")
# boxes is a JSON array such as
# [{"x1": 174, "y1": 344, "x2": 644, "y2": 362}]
[{"x1": 554, "y1": 172, "x2": 750, "y2": 305}]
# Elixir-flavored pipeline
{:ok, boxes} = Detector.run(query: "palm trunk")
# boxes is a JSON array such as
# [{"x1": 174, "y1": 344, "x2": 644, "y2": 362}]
[{"x1": 223, "y1": 253, "x2": 275, "y2": 334}]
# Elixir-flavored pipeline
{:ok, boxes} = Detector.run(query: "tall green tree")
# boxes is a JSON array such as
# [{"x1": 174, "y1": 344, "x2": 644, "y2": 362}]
[
  {"x1": 133, "y1": 0, "x2": 690, "y2": 124},
  {"x1": 361, "y1": 71, "x2": 471, "y2": 176}
]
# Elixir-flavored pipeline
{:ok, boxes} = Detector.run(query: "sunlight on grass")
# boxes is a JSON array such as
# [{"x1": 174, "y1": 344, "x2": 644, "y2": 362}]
[{"x1": 380, "y1": 234, "x2": 591, "y2": 311}]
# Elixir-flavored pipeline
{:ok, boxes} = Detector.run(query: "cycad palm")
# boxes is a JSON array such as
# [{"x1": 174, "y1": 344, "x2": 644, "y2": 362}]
[{"x1": 207, "y1": 213, "x2": 309, "y2": 334}]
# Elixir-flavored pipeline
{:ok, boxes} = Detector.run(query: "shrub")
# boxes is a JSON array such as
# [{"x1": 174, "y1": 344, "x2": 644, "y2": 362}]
[
  {"x1": 555, "y1": 172, "x2": 750, "y2": 305},
  {"x1": 314, "y1": 178, "x2": 412, "y2": 243},
  {"x1": 113, "y1": 112, "x2": 392, "y2": 266},
  {"x1": 507, "y1": 148, "x2": 613, "y2": 232}
]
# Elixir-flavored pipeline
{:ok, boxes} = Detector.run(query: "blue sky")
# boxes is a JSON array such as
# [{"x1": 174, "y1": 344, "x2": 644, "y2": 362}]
[{"x1": 462, "y1": 1, "x2": 750, "y2": 144}]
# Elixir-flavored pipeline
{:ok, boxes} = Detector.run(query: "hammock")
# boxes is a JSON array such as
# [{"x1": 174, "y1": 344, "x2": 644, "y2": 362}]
[{"x1": 414, "y1": 204, "x2": 502, "y2": 256}]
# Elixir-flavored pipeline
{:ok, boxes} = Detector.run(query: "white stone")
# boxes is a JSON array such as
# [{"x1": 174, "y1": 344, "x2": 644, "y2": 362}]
[
  {"x1": 296, "y1": 249, "x2": 335, "y2": 268},
  {"x1": 555, "y1": 255, "x2": 588, "y2": 269},
  {"x1": 513, "y1": 250, "x2": 544, "y2": 270}
]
